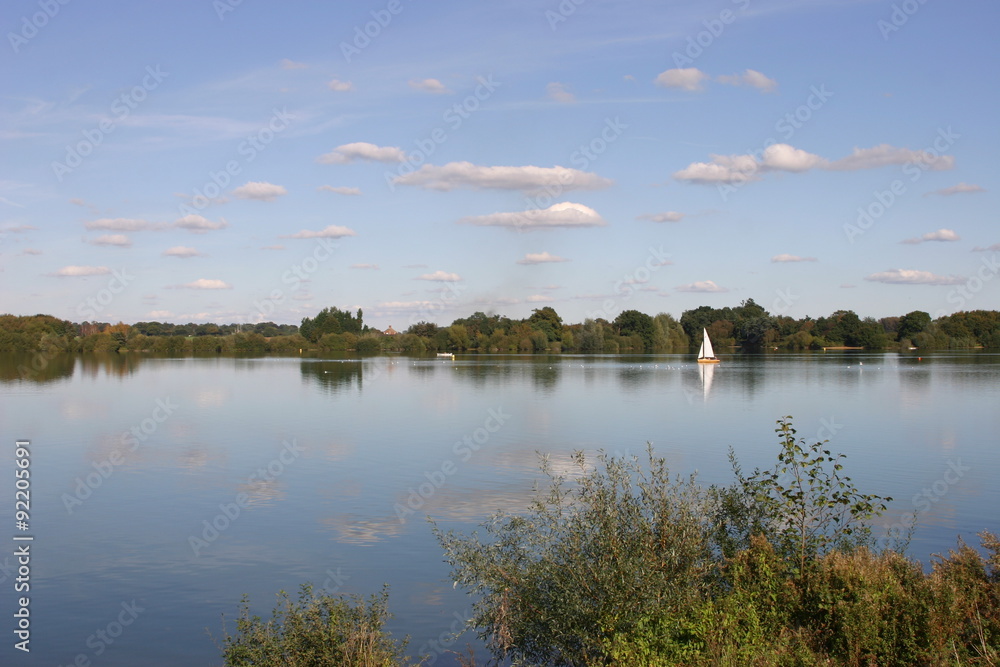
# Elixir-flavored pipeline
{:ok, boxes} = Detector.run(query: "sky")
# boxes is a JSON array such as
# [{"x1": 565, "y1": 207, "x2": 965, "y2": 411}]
[{"x1": 2, "y1": 0, "x2": 998, "y2": 330}]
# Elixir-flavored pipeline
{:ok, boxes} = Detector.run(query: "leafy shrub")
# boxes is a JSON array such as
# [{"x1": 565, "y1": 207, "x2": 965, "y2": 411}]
[{"x1": 221, "y1": 585, "x2": 417, "y2": 667}]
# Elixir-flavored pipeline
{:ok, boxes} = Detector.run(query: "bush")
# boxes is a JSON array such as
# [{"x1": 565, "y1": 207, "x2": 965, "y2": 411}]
[
  {"x1": 223, "y1": 418, "x2": 1000, "y2": 666},
  {"x1": 221, "y1": 585, "x2": 417, "y2": 667},
  {"x1": 436, "y1": 447, "x2": 719, "y2": 665},
  {"x1": 355, "y1": 335, "x2": 382, "y2": 355}
]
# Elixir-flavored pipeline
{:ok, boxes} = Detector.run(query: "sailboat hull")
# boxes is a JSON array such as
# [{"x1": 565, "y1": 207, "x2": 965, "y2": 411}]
[{"x1": 697, "y1": 358, "x2": 720, "y2": 364}]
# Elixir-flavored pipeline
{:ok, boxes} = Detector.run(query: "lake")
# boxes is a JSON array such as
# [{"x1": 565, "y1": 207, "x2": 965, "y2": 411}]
[{"x1": 1, "y1": 350, "x2": 998, "y2": 666}]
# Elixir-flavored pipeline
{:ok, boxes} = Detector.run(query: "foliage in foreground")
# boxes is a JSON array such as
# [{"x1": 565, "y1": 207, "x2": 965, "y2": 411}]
[
  {"x1": 220, "y1": 585, "x2": 418, "y2": 667},
  {"x1": 435, "y1": 417, "x2": 1000, "y2": 666},
  {"x1": 220, "y1": 418, "x2": 1000, "y2": 666}
]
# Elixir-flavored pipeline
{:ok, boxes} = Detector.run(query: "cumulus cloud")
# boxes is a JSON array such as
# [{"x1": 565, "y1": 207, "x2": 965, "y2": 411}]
[
  {"x1": 675, "y1": 280, "x2": 728, "y2": 293},
  {"x1": 85, "y1": 217, "x2": 155, "y2": 232},
  {"x1": 317, "y1": 142, "x2": 406, "y2": 165},
  {"x1": 637, "y1": 211, "x2": 684, "y2": 223},
  {"x1": 409, "y1": 78, "x2": 450, "y2": 94},
  {"x1": 717, "y1": 69, "x2": 777, "y2": 93},
  {"x1": 459, "y1": 202, "x2": 606, "y2": 230},
  {"x1": 901, "y1": 229, "x2": 961, "y2": 245},
  {"x1": 864, "y1": 269, "x2": 964, "y2": 285},
  {"x1": 328, "y1": 79, "x2": 354, "y2": 92},
  {"x1": 91, "y1": 234, "x2": 132, "y2": 247},
  {"x1": 163, "y1": 246, "x2": 203, "y2": 258},
  {"x1": 517, "y1": 251, "x2": 569, "y2": 265},
  {"x1": 176, "y1": 278, "x2": 233, "y2": 290},
  {"x1": 771, "y1": 254, "x2": 817, "y2": 263},
  {"x1": 761, "y1": 143, "x2": 825, "y2": 172},
  {"x1": 654, "y1": 68, "x2": 708, "y2": 91},
  {"x1": 526, "y1": 294, "x2": 553, "y2": 303},
  {"x1": 546, "y1": 82, "x2": 576, "y2": 103},
  {"x1": 393, "y1": 162, "x2": 613, "y2": 192},
  {"x1": 280, "y1": 58, "x2": 307, "y2": 70},
  {"x1": 280, "y1": 225, "x2": 357, "y2": 239},
  {"x1": 674, "y1": 142, "x2": 953, "y2": 185},
  {"x1": 50, "y1": 265, "x2": 110, "y2": 277},
  {"x1": 174, "y1": 214, "x2": 228, "y2": 233},
  {"x1": 318, "y1": 185, "x2": 362, "y2": 196},
  {"x1": 926, "y1": 182, "x2": 985, "y2": 196},
  {"x1": 415, "y1": 270, "x2": 461, "y2": 282},
  {"x1": 232, "y1": 181, "x2": 287, "y2": 201}
]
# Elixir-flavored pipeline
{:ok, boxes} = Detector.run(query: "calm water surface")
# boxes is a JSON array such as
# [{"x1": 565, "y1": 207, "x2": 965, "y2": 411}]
[{"x1": 1, "y1": 351, "x2": 998, "y2": 665}]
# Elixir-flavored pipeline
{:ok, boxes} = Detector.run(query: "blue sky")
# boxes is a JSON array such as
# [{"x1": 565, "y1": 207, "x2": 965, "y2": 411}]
[{"x1": 2, "y1": 0, "x2": 997, "y2": 329}]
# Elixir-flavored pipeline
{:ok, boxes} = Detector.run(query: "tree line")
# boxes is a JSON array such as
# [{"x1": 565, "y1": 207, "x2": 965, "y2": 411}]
[{"x1": 2, "y1": 301, "x2": 1000, "y2": 354}]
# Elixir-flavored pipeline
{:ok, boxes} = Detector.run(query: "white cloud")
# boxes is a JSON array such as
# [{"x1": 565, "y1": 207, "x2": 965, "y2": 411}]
[
  {"x1": 318, "y1": 185, "x2": 362, "y2": 196},
  {"x1": 828, "y1": 144, "x2": 954, "y2": 171},
  {"x1": 546, "y1": 82, "x2": 576, "y2": 103},
  {"x1": 174, "y1": 214, "x2": 228, "y2": 233},
  {"x1": 927, "y1": 182, "x2": 985, "y2": 196},
  {"x1": 675, "y1": 280, "x2": 728, "y2": 293},
  {"x1": 50, "y1": 265, "x2": 110, "y2": 277},
  {"x1": 864, "y1": 269, "x2": 964, "y2": 285},
  {"x1": 972, "y1": 243, "x2": 1000, "y2": 252},
  {"x1": 637, "y1": 211, "x2": 684, "y2": 223},
  {"x1": 393, "y1": 162, "x2": 613, "y2": 192},
  {"x1": 674, "y1": 142, "x2": 952, "y2": 185},
  {"x1": 459, "y1": 202, "x2": 607, "y2": 230},
  {"x1": 317, "y1": 142, "x2": 406, "y2": 164},
  {"x1": 717, "y1": 69, "x2": 777, "y2": 93},
  {"x1": 85, "y1": 217, "x2": 155, "y2": 232},
  {"x1": 91, "y1": 234, "x2": 132, "y2": 247},
  {"x1": 328, "y1": 79, "x2": 355, "y2": 92},
  {"x1": 672, "y1": 155, "x2": 762, "y2": 184},
  {"x1": 761, "y1": 143, "x2": 825, "y2": 172},
  {"x1": 21, "y1": 248, "x2": 42, "y2": 255},
  {"x1": 232, "y1": 181, "x2": 287, "y2": 201},
  {"x1": 901, "y1": 229, "x2": 961, "y2": 244},
  {"x1": 350, "y1": 263, "x2": 379, "y2": 270},
  {"x1": 163, "y1": 246, "x2": 203, "y2": 258},
  {"x1": 409, "y1": 78, "x2": 450, "y2": 94},
  {"x1": 415, "y1": 270, "x2": 461, "y2": 282},
  {"x1": 517, "y1": 251, "x2": 570, "y2": 265},
  {"x1": 281, "y1": 225, "x2": 357, "y2": 239},
  {"x1": 177, "y1": 278, "x2": 233, "y2": 290},
  {"x1": 280, "y1": 58, "x2": 307, "y2": 70},
  {"x1": 771, "y1": 254, "x2": 818, "y2": 263},
  {"x1": 526, "y1": 294, "x2": 553, "y2": 303},
  {"x1": 147, "y1": 310, "x2": 173, "y2": 318},
  {"x1": 654, "y1": 67, "x2": 708, "y2": 91}
]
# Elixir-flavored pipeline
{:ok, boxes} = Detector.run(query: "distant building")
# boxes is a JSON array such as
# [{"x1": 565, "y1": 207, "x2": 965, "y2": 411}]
[{"x1": 382, "y1": 325, "x2": 399, "y2": 336}]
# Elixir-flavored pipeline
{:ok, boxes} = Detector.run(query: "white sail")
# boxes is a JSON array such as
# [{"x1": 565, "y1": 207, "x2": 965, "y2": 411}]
[{"x1": 699, "y1": 328, "x2": 715, "y2": 359}]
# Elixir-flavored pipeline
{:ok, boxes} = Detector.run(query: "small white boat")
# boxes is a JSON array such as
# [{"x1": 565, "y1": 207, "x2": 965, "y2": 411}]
[
  {"x1": 436, "y1": 352, "x2": 455, "y2": 359},
  {"x1": 697, "y1": 328, "x2": 720, "y2": 364}
]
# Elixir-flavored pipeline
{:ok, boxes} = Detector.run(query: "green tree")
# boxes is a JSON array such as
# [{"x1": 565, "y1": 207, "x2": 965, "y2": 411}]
[
  {"x1": 527, "y1": 307, "x2": 563, "y2": 342},
  {"x1": 729, "y1": 417, "x2": 892, "y2": 575},
  {"x1": 578, "y1": 318, "x2": 604, "y2": 353},
  {"x1": 613, "y1": 309, "x2": 655, "y2": 351},
  {"x1": 897, "y1": 310, "x2": 931, "y2": 342}
]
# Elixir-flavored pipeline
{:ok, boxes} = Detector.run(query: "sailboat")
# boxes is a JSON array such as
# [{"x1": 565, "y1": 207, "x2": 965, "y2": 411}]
[{"x1": 697, "y1": 328, "x2": 720, "y2": 364}]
